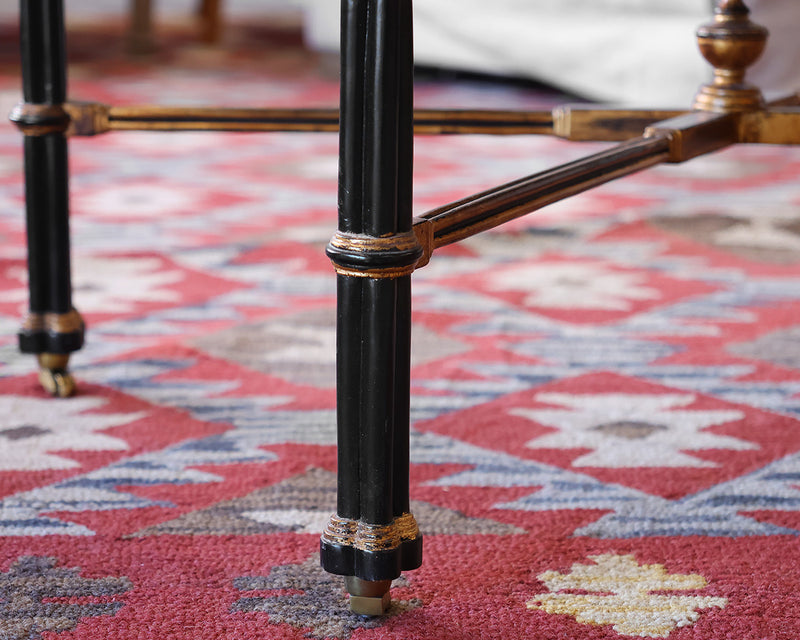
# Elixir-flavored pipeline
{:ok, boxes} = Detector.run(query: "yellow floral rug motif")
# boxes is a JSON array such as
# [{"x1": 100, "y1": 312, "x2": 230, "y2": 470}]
[{"x1": 527, "y1": 554, "x2": 727, "y2": 638}]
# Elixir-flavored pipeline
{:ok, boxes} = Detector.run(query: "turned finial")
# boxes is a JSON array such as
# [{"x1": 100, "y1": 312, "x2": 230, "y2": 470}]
[{"x1": 693, "y1": 0, "x2": 768, "y2": 112}]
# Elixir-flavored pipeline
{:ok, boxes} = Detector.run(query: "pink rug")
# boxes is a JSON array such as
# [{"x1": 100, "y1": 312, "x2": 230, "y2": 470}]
[{"x1": 1, "y1": 18, "x2": 800, "y2": 640}]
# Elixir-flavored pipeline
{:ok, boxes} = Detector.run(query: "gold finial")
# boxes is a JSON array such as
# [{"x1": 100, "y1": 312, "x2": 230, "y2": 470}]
[{"x1": 693, "y1": 0, "x2": 768, "y2": 112}]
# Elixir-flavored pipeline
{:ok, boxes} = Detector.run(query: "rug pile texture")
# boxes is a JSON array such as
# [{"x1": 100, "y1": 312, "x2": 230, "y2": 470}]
[{"x1": 1, "y1": 16, "x2": 800, "y2": 640}]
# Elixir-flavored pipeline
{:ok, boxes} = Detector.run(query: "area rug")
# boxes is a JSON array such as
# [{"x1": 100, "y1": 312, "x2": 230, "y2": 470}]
[{"x1": 1, "y1": 15, "x2": 800, "y2": 640}]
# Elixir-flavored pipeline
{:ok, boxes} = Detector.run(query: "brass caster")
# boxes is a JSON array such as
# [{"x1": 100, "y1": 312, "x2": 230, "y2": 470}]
[
  {"x1": 36, "y1": 354, "x2": 76, "y2": 398},
  {"x1": 345, "y1": 577, "x2": 392, "y2": 616}
]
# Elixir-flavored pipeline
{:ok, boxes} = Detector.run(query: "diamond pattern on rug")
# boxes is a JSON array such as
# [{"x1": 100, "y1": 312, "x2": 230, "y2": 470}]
[
  {"x1": 431, "y1": 252, "x2": 719, "y2": 325},
  {"x1": 134, "y1": 468, "x2": 523, "y2": 536},
  {"x1": 486, "y1": 260, "x2": 661, "y2": 311},
  {"x1": 514, "y1": 392, "x2": 751, "y2": 469},
  {"x1": 0, "y1": 396, "x2": 145, "y2": 471},
  {"x1": 650, "y1": 213, "x2": 800, "y2": 264},
  {"x1": 572, "y1": 449, "x2": 800, "y2": 537},
  {"x1": 0, "y1": 556, "x2": 131, "y2": 640},
  {"x1": 417, "y1": 371, "x2": 800, "y2": 500},
  {"x1": 415, "y1": 428, "x2": 800, "y2": 537},
  {"x1": 192, "y1": 307, "x2": 470, "y2": 388},
  {"x1": 3, "y1": 253, "x2": 246, "y2": 322},
  {"x1": 232, "y1": 555, "x2": 421, "y2": 640},
  {"x1": 2, "y1": 15, "x2": 800, "y2": 639},
  {"x1": 728, "y1": 325, "x2": 800, "y2": 371}
]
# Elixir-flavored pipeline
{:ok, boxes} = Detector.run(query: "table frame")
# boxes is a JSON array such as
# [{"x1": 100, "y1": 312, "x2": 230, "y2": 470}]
[{"x1": 11, "y1": 0, "x2": 800, "y2": 614}]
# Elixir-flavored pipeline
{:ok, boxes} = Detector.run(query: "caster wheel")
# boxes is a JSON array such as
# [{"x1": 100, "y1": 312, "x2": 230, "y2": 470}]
[
  {"x1": 36, "y1": 354, "x2": 76, "y2": 398},
  {"x1": 345, "y1": 577, "x2": 391, "y2": 616}
]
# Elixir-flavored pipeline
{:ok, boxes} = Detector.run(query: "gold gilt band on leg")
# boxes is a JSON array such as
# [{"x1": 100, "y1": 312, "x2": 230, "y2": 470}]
[
  {"x1": 322, "y1": 512, "x2": 420, "y2": 553},
  {"x1": 21, "y1": 308, "x2": 85, "y2": 335}
]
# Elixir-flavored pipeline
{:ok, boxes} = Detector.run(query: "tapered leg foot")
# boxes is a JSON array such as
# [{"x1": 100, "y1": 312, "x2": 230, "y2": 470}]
[
  {"x1": 345, "y1": 577, "x2": 391, "y2": 616},
  {"x1": 37, "y1": 353, "x2": 75, "y2": 397}
]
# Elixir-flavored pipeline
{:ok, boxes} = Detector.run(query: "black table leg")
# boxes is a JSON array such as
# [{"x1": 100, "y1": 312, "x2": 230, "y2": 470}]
[
  {"x1": 12, "y1": 0, "x2": 84, "y2": 397},
  {"x1": 321, "y1": 0, "x2": 422, "y2": 615}
]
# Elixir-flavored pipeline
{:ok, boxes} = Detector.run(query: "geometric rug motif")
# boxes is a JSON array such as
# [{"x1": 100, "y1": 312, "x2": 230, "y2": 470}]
[
  {"x1": 2, "y1": 15, "x2": 800, "y2": 639},
  {"x1": 0, "y1": 555, "x2": 131, "y2": 640},
  {"x1": 527, "y1": 554, "x2": 728, "y2": 638},
  {"x1": 191, "y1": 307, "x2": 469, "y2": 388},
  {"x1": 727, "y1": 325, "x2": 800, "y2": 371},
  {"x1": 232, "y1": 555, "x2": 422, "y2": 640},
  {"x1": 133, "y1": 468, "x2": 523, "y2": 537},
  {"x1": 649, "y1": 213, "x2": 800, "y2": 265},
  {"x1": 416, "y1": 371, "x2": 800, "y2": 498},
  {"x1": 415, "y1": 426, "x2": 800, "y2": 538}
]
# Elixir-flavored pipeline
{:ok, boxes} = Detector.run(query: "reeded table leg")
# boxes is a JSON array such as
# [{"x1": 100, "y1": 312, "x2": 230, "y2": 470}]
[
  {"x1": 320, "y1": 0, "x2": 422, "y2": 615},
  {"x1": 12, "y1": 1, "x2": 84, "y2": 397}
]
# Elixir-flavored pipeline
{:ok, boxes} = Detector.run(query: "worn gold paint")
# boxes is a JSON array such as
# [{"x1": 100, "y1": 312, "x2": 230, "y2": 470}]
[
  {"x1": 411, "y1": 218, "x2": 434, "y2": 269},
  {"x1": 9, "y1": 103, "x2": 71, "y2": 136},
  {"x1": 331, "y1": 264, "x2": 417, "y2": 279},
  {"x1": 64, "y1": 102, "x2": 111, "y2": 136},
  {"x1": 322, "y1": 512, "x2": 420, "y2": 553},
  {"x1": 328, "y1": 230, "x2": 421, "y2": 254},
  {"x1": 22, "y1": 309, "x2": 84, "y2": 334},
  {"x1": 328, "y1": 230, "x2": 423, "y2": 278}
]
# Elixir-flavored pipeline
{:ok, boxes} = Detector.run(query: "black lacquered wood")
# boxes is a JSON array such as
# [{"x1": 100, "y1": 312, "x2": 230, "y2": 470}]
[
  {"x1": 363, "y1": 0, "x2": 400, "y2": 237},
  {"x1": 17, "y1": 0, "x2": 80, "y2": 353},
  {"x1": 396, "y1": 0, "x2": 414, "y2": 235},
  {"x1": 20, "y1": 0, "x2": 66, "y2": 104},
  {"x1": 392, "y1": 275, "x2": 412, "y2": 518},
  {"x1": 322, "y1": 0, "x2": 421, "y2": 583},
  {"x1": 23, "y1": 137, "x2": 48, "y2": 315},
  {"x1": 335, "y1": 274, "x2": 362, "y2": 521},
  {"x1": 359, "y1": 277, "x2": 398, "y2": 526},
  {"x1": 338, "y1": 0, "x2": 367, "y2": 234},
  {"x1": 42, "y1": 135, "x2": 72, "y2": 313}
]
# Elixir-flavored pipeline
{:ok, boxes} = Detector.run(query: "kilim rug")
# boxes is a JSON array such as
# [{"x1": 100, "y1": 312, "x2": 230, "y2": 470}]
[{"x1": 1, "y1": 14, "x2": 800, "y2": 640}]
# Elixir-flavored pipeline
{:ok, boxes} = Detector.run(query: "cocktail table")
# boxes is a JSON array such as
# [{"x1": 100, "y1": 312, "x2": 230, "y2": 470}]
[{"x1": 11, "y1": 0, "x2": 800, "y2": 614}]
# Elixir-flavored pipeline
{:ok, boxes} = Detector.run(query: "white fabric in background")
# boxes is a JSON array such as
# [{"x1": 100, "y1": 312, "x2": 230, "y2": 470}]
[{"x1": 300, "y1": 0, "x2": 800, "y2": 105}]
